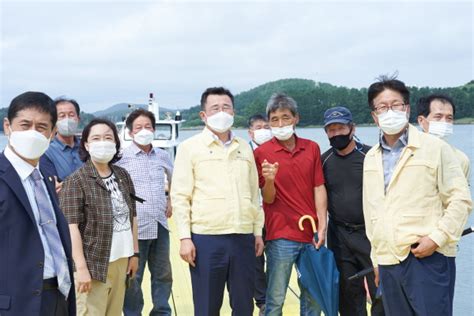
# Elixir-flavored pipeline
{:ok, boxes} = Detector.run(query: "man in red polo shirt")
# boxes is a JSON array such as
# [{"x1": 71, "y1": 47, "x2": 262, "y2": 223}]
[{"x1": 254, "y1": 93, "x2": 328, "y2": 316}]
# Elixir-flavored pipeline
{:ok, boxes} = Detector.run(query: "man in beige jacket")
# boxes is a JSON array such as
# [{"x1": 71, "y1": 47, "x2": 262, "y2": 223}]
[
  {"x1": 171, "y1": 87, "x2": 264, "y2": 316},
  {"x1": 363, "y1": 76, "x2": 472, "y2": 316},
  {"x1": 416, "y1": 93, "x2": 470, "y2": 182}
]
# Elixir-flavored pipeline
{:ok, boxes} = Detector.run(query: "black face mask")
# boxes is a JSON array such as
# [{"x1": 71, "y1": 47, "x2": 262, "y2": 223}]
[{"x1": 329, "y1": 132, "x2": 352, "y2": 150}]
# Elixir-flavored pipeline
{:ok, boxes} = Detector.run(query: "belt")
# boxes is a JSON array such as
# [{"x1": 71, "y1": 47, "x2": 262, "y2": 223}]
[
  {"x1": 43, "y1": 277, "x2": 58, "y2": 291},
  {"x1": 330, "y1": 218, "x2": 365, "y2": 232}
]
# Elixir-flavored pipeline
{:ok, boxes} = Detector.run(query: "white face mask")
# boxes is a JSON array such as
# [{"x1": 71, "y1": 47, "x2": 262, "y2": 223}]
[
  {"x1": 271, "y1": 125, "x2": 294, "y2": 141},
  {"x1": 88, "y1": 141, "x2": 117, "y2": 164},
  {"x1": 134, "y1": 129, "x2": 154, "y2": 146},
  {"x1": 253, "y1": 128, "x2": 273, "y2": 145},
  {"x1": 377, "y1": 109, "x2": 408, "y2": 135},
  {"x1": 206, "y1": 111, "x2": 234, "y2": 133},
  {"x1": 428, "y1": 121, "x2": 453, "y2": 140},
  {"x1": 9, "y1": 128, "x2": 51, "y2": 160},
  {"x1": 56, "y1": 118, "x2": 79, "y2": 137}
]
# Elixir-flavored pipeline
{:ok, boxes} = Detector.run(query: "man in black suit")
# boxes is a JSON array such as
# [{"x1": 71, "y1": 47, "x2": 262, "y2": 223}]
[{"x1": 0, "y1": 91, "x2": 75, "y2": 315}]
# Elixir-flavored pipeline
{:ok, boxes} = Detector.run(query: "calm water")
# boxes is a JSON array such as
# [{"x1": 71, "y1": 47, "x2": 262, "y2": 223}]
[{"x1": 1, "y1": 125, "x2": 473, "y2": 315}]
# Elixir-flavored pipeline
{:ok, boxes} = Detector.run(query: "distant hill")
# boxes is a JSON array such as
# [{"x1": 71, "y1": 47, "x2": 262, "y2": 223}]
[
  {"x1": 1, "y1": 79, "x2": 472, "y2": 132},
  {"x1": 0, "y1": 107, "x2": 95, "y2": 132},
  {"x1": 181, "y1": 78, "x2": 474, "y2": 128},
  {"x1": 93, "y1": 103, "x2": 175, "y2": 122}
]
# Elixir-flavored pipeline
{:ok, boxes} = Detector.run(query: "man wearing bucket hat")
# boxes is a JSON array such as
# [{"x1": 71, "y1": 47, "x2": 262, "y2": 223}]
[{"x1": 321, "y1": 106, "x2": 384, "y2": 316}]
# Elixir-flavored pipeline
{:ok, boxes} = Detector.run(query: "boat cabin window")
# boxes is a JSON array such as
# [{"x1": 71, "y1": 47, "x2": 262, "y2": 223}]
[{"x1": 153, "y1": 124, "x2": 172, "y2": 140}]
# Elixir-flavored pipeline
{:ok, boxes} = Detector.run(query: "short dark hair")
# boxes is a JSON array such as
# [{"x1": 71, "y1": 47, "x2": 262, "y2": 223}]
[
  {"x1": 416, "y1": 94, "x2": 456, "y2": 118},
  {"x1": 125, "y1": 108, "x2": 156, "y2": 131},
  {"x1": 248, "y1": 114, "x2": 267, "y2": 128},
  {"x1": 8, "y1": 91, "x2": 57, "y2": 128},
  {"x1": 54, "y1": 97, "x2": 81, "y2": 117},
  {"x1": 200, "y1": 87, "x2": 234, "y2": 111},
  {"x1": 367, "y1": 74, "x2": 410, "y2": 110},
  {"x1": 79, "y1": 118, "x2": 122, "y2": 164},
  {"x1": 266, "y1": 93, "x2": 298, "y2": 118}
]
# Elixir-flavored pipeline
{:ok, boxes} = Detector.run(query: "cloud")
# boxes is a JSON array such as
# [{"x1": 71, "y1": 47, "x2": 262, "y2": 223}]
[{"x1": 1, "y1": 1, "x2": 472, "y2": 112}]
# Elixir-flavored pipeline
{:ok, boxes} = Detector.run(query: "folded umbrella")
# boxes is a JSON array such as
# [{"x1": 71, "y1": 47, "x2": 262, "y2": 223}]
[{"x1": 295, "y1": 215, "x2": 340, "y2": 316}]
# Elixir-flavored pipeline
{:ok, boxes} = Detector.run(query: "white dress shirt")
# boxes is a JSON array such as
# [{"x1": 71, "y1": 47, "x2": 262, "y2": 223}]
[{"x1": 4, "y1": 146, "x2": 57, "y2": 279}]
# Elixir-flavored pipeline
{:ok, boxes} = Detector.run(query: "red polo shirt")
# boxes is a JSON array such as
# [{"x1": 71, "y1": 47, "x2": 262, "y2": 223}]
[{"x1": 254, "y1": 135, "x2": 325, "y2": 243}]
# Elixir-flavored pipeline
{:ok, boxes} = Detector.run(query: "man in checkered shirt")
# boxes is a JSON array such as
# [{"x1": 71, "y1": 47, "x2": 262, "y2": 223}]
[{"x1": 116, "y1": 108, "x2": 174, "y2": 316}]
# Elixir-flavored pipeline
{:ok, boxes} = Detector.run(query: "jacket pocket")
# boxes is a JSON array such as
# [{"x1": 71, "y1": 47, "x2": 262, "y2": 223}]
[
  {"x1": 395, "y1": 209, "x2": 432, "y2": 245},
  {"x1": 369, "y1": 216, "x2": 382, "y2": 242},
  {"x1": 399, "y1": 160, "x2": 437, "y2": 194}
]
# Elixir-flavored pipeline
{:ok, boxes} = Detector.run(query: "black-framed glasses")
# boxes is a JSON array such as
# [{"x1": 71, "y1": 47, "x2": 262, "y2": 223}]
[{"x1": 373, "y1": 102, "x2": 407, "y2": 115}]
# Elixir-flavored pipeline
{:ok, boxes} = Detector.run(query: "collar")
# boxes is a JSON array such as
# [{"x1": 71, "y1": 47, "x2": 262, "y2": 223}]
[
  {"x1": 131, "y1": 141, "x2": 155, "y2": 156},
  {"x1": 375, "y1": 124, "x2": 421, "y2": 152},
  {"x1": 332, "y1": 140, "x2": 363, "y2": 157},
  {"x1": 249, "y1": 140, "x2": 259, "y2": 150},
  {"x1": 53, "y1": 135, "x2": 80, "y2": 150},
  {"x1": 379, "y1": 126, "x2": 408, "y2": 151},
  {"x1": 4, "y1": 146, "x2": 41, "y2": 181},
  {"x1": 271, "y1": 134, "x2": 305, "y2": 153},
  {"x1": 83, "y1": 159, "x2": 101, "y2": 178},
  {"x1": 202, "y1": 127, "x2": 236, "y2": 147},
  {"x1": 82, "y1": 159, "x2": 121, "y2": 178}
]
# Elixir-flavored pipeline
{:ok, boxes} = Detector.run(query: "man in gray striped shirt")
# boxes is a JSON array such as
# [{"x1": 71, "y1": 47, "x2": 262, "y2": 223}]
[{"x1": 117, "y1": 108, "x2": 173, "y2": 316}]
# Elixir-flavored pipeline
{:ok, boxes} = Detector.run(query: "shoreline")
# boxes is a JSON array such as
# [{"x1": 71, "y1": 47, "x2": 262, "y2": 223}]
[
  {"x1": 0, "y1": 121, "x2": 473, "y2": 134},
  {"x1": 178, "y1": 121, "x2": 474, "y2": 131}
]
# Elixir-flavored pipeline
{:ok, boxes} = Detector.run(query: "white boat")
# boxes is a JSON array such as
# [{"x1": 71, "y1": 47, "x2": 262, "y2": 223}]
[{"x1": 116, "y1": 93, "x2": 184, "y2": 160}]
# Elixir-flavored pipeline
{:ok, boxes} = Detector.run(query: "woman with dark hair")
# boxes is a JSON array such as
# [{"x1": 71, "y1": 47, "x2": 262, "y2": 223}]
[{"x1": 59, "y1": 118, "x2": 139, "y2": 315}]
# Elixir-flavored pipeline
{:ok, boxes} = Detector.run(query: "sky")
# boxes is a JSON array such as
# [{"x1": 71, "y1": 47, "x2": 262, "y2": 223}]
[{"x1": 1, "y1": 0, "x2": 472, "y2": 113}]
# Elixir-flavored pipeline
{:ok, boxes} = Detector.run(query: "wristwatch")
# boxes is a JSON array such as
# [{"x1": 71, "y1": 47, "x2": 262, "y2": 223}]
[{"x1": 132, "y1": 252, "x2": 140, "y2": 258}]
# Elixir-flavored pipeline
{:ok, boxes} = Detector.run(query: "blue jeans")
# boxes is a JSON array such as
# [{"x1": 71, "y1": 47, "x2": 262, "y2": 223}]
[
  {"x1": 265, "y1": 239, "x2": 322, "y2": 316},
  {"x1": 123, "y1": 223, "x2": 172, "y2": 316}
]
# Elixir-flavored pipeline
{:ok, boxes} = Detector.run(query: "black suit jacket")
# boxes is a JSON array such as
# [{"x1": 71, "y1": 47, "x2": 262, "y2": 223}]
[{"x1": 0, "y1": 152, "x2": 76, "y2": 315}]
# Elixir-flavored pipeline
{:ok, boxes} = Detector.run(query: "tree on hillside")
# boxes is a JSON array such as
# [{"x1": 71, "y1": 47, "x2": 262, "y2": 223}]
[{"x1": 180, "y1": 79, "x2": 474, "y2": 127}]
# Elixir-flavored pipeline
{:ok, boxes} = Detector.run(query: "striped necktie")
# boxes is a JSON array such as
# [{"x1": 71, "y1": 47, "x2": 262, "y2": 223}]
[{"x1": 30, "y1": 169, "x2": 71, "y2": 298}]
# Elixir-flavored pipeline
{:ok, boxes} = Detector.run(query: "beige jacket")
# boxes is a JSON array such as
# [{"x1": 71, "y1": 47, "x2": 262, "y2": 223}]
[
  {"x1": 452, "y1": 146, "x2": 471, "y2": 183},
  {"x1": 363, "y1": 124, "x2": 472, "y2": 266},
  {"x1": 171, "y1": 128, "x2": 263, "y2": 239}
]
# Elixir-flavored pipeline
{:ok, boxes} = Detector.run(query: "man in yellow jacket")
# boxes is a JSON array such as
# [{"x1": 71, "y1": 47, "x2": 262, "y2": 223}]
[
  {"x1": 171, "y1": 87, "x2": 264, "y2": 316},
  {"x1": 363, "y1": 76, "x2": 472, "y2": 316},
  {"x1": 416, "y1": 94, "x2": 470, "y2": 182}
]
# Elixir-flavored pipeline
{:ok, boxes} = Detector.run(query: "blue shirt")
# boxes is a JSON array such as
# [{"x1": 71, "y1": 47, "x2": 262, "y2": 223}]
[
  {"x1": 116, "y1": 143, "x2": 173, "y2": 240},
  {"x1": 44, "y1": 136, "x2": 83, "y2": 181},
  {"x1": 380, "y1": 129, "x2": 408, "y2": 190}
]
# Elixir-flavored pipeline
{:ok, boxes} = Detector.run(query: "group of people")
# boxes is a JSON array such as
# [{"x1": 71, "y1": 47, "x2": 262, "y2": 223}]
[
  {"x1": 0, "y1": 75, "x2": 471, "y2": 316},
  {"x1": 1, "y1": 95, "x2": 172, "y2": 315}
]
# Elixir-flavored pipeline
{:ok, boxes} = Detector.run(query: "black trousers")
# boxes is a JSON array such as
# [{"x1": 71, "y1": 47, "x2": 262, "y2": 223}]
[
  {"x1": 327, "y1": 222, "x2": 385, "y2": 316},
  {"x1": 254, "y1": 253, "x2": 266, "y2": 308},
  {"x1": 40, "y1": 279, "x2": 68, "y2": 316},
  {"x1": 254, "y1": 227, "x2": 266, "y2": 308}
]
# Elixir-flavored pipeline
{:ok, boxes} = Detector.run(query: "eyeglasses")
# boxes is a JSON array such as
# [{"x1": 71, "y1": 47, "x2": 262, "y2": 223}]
[
  {"x1": 373, "y1": 102, "x2": 407, "y2": 114},
  {"x1": 208, "y1": 104, "x2": 233, "y2": 114}
]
